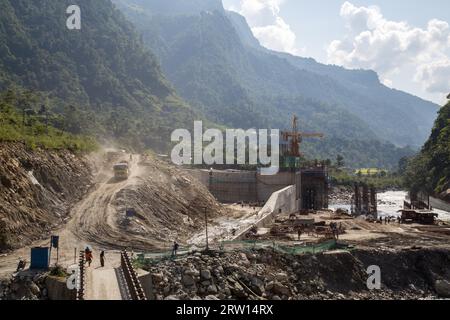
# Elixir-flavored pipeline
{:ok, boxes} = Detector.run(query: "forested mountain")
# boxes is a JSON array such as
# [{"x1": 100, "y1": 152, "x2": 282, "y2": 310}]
[
  {"x1": 405, "y1": 101, "x2": 450, "y2": 195},
  {"x1": 0, "y1": 0, "x2": 199, "y2": 150},
  {"x1": 0, "y1": 0, "x2": 436, "y2": 169},
  {"x1": 113, "y1": 0, "x2": 438, "y2": 168}
]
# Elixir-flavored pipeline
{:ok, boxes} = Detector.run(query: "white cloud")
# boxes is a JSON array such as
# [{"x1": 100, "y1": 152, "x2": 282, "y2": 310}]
[
  {"x1": 416, "y1": 60, "x2": 450, "y2": 93},
  {"x1": 225, "y1": 0, "x2": 301, "y2": 55},
  {"x1": 327, "y1": 1, "x2": 450, "y2": 99}
]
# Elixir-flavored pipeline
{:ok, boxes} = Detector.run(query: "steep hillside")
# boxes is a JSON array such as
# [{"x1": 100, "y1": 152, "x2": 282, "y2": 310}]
[
  {"x1": 0, "y1": 142, "x2": 92, "y2": 251},
  {"x1": 113, "y1": 0, "x2": 428, "y2": 168},
  {"x1": 405, "y1": 101, "x2": 450, "y2": 195},
  {"x1": 0, "y1": 0, "x2": 198, "y2": 151}
]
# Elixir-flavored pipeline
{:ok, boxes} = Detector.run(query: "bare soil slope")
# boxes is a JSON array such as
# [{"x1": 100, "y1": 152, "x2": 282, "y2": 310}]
[
  {"x1": 0, "y1": 142, "x2": 92, "y2": 251},
  {"x1": 70, "y1": 153, "x2": 224, "y2": 251}
]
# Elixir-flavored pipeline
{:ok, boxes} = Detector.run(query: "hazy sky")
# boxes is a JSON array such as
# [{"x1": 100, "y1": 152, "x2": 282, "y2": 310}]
[{"x1": 223, "y1": 0, "x2": 450, "y2": 104}]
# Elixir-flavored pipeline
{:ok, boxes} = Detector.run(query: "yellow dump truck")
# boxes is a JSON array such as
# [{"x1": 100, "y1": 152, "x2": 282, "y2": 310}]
[{"x1": 113, "y1": 162, "x2": 129, "y2": 180}]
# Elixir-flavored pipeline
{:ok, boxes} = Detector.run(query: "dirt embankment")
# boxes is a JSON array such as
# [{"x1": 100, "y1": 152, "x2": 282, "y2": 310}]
[
  {"x1": 144, "y1": 247, "x2": 450, "y2": 300},
  {"x1": 0, "y1": 142, "x2": 92, "y2": 252},
  {"x1": 108, "y1": 155, "x2": 225, "y2": 250}
]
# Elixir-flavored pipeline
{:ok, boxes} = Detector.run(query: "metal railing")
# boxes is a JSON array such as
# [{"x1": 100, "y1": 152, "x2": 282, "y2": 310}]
[
  {"x1": 120, "y1": 250, "x2": 147, "y2": 300},
  {"x1": 76, "y1": 251, "x2": 86, "y2": 300}
]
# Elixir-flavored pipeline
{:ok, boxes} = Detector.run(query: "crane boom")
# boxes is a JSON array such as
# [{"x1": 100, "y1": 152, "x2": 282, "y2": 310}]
[{"x1": 281, "y1": 115, "x2": 324, "y2": 157}]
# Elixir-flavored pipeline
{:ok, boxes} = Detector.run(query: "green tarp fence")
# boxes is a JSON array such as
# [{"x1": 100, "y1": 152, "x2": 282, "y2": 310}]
[{"x1": 135, "y1": 240, "x2": 341, "y2": 265}]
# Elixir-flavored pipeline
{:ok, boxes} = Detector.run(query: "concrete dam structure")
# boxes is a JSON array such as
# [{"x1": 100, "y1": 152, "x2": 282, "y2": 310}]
[{"x1": 186, "y1": 167, "x2": 329, "y2": 211}]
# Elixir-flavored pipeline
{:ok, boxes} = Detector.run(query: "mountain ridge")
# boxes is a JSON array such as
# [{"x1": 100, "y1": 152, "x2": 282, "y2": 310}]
[{"x1": 112, "y1": 0, "x2": 427, "y2": 168}]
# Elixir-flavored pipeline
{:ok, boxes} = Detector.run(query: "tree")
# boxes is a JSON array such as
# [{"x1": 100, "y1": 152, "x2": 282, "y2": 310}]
[
  {"x1": 398, "y1": 156, "x2": 410, "y2": 175},
  {"x1": 336, "y1": 154, "x2": 345, "y2": 167}
]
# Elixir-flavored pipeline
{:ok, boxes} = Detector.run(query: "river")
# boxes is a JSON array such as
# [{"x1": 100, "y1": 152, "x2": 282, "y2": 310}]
[{"x1": 330, "y1": 190, "x2": 450, "y2": 222}]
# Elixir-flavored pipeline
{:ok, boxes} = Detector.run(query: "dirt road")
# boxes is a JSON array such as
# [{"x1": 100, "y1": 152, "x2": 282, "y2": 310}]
[
  {"x1": 0, "y1": 149, "x2": 224, "y2": 298},
  {"x1": 67, "y1": 154, "x2": 150, "y2": 249}
]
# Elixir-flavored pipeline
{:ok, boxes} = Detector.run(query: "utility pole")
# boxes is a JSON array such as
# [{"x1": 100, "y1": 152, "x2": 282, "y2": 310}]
[{"x1": 203, "y1": 207, "x2": 209, "y2": 251}]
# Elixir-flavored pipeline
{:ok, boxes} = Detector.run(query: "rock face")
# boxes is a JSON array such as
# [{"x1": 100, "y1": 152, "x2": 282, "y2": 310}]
[
  {"x1": 0, "y1": 142, "x2": 92, "y2": 251},
  {"x1": 141, "y1": 248, "x2": 450, "y2": 301}
]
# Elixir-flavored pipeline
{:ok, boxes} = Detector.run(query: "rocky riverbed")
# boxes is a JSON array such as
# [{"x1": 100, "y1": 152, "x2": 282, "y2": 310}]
[{"x1": 142, "y1": 247, "x2": 450, "y2": 300}]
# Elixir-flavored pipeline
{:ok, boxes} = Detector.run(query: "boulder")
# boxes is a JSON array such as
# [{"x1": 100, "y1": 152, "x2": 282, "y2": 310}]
[
  {"x1": 240, "y1": 253, "x2": 250, "y2": 266},
  {"x1": 272, "y1": 282, "x2": 290, "y2": 297},
  {"x1": 215, "y1": 266, "x2": 224, "y2": 274},
  {"x1": 435, "y1": 280, "x2": 450, "y2": 298},
  {"x1": 151, "y1": 272, "x2": 164, "y2": 283},
  {"x1": 275, "y1": 273, "x2": 288, "y2": 282},
  {"x1": 250, "y1": 277, "x2": 265, "y2": 296},
  {"x1": 231, "y1": 282, "x2": 247, "y2": 299},
  {"x1": 182, "y1": 274, "x2": 195, "y2": 287},
  {"x1": 200, "y1": 269, "x2": 211, "y2": 280},
  {"x1": 29, "y1": 282, "x2": 41, "y2": 296},
  {"x1": 207, "y1": 284, "x2": 218, "y2": 294}
]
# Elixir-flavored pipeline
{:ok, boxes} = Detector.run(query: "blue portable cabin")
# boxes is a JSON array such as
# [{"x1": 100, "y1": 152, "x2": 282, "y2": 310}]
[{"x1": 30, "y1": 247, "x2": 50, "y2": 270}]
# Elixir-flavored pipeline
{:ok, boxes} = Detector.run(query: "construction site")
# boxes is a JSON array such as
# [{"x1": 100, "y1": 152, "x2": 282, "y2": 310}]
[{"x1": 1, "y1": 116, "x2": 450, "y2": 301}]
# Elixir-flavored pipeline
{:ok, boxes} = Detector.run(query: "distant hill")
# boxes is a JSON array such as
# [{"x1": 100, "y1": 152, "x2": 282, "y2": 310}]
[
  {"x1": 112, "y1": 0, "x2": 429, "y2": 168},
  {"x1": 0, "y1": 0, "x2": 199, "y2": 151},
  {"x1": 225, "y1": 9, "x2": 438, "y2": 148}
]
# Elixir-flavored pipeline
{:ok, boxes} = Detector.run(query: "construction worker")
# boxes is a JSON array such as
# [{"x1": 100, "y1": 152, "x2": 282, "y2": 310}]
[
  {"x1": 100, "y1": 251, "x2": 105, "y2": 268},
  {"x1": 16, "y1": 258, "x2": 27, "y2": 272},
  {"x1": 172, "y1": 241, "x2": 179, "y2": 258},
  {"x1": 85, "y1": 247, "x2": 93, "y2": 267}
]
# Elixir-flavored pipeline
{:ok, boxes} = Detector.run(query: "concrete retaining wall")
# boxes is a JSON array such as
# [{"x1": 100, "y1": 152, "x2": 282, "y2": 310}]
[
  {"x1": 430, "y1": 197, "x2": 450, "y2": 212},
  {"x1": 235, "y1": 185, "x2": 297, "y2": 240},
  {"x1": 185, "y1": 169, "x2": 300, "y2": 205},
  {"x1": 45, "y1": 276, "x2": 75, "y2": 300},
  {"x1": 137, "y1": 269, "x2": 154, "y2": 300},
  {"x1": 257, "y1": 173, "x2": 297, "y2": 203}
]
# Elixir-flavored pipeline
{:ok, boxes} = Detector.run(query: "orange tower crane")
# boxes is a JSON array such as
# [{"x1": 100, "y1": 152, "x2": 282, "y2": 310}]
[{"x1": 281, "y1": 115, "x2": 324, "y2": 157}]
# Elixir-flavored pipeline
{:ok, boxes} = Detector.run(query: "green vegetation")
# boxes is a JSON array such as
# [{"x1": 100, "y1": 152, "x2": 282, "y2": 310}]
[
  {"x1": 311, "y1": 155, "x2": 403, "y2": 189},
  {"x1": 0, "y1": 0, "x2": 200, "y2": 152},
  {"x1": 49, "y1": 264, "x2": 69, "y2": 278},
  {"x1": 0, "y1": 89, "x2": 97, "y2": 152},
  {"x1": 330, "y1": 168, "x2": 403, "y2": 190},
  {"x1": 405, "y1": 102, "x2": 450, "y2": 195},
  {"x1": 354, "y1": 168, "x2": 388, "y2": 176},
  {"x1": 0, "y1": 0, "x2": 436, "y2": 168}
]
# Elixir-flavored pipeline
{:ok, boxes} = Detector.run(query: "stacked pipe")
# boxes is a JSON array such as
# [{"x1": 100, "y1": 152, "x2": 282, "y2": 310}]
[{"x1": 120, "y1": 250, "x2": 147, "y2": 300}]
